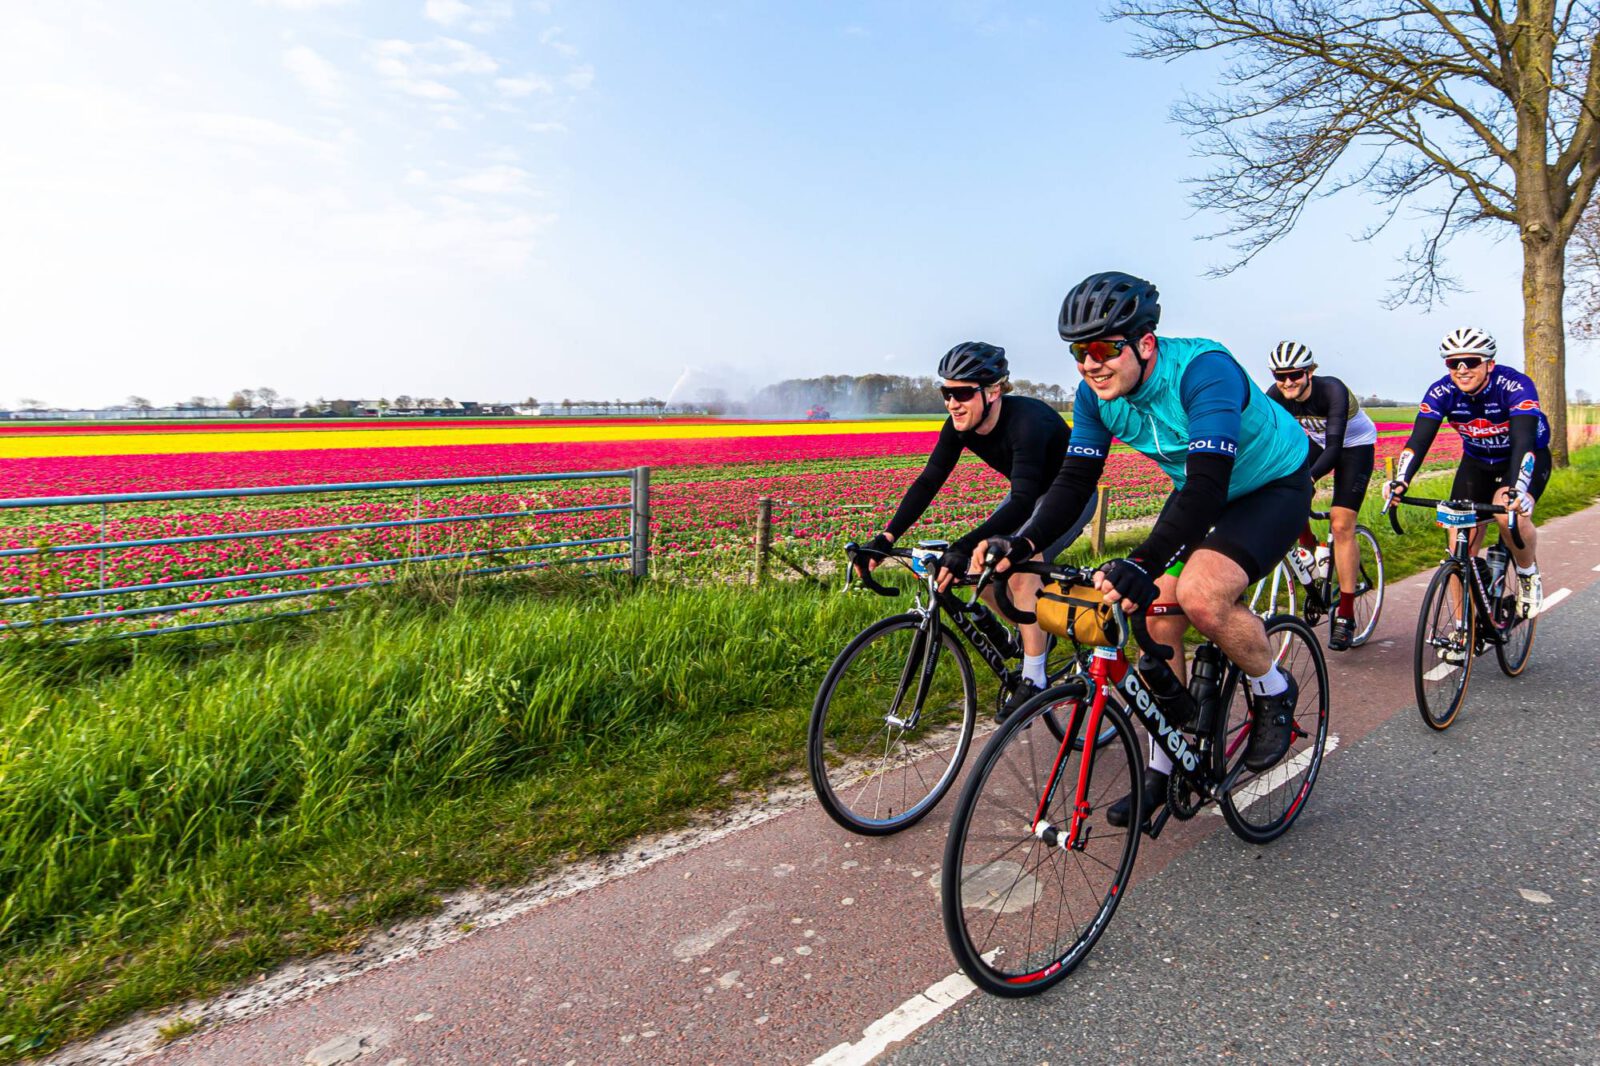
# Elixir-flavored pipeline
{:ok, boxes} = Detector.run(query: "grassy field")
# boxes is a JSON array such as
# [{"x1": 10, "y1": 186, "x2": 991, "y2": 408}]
[{"x1": 1, "y1": 443, "x2": 1597, "y2": 1059}]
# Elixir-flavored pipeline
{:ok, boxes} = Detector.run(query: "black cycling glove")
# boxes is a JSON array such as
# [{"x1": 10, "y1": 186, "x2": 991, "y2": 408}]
[
  {"x1": 856, "y1": 532, "x2": 894, "y2": 576},
  {"x1": 980, "y1": 534, "x2": 1035, "y2": 569},
  {"x1": 936, "y1": 547, "x2": 973, "y2": 583},
  {"x1": 1097, "y1": 558, "x2": 1157, "y2": 613}
]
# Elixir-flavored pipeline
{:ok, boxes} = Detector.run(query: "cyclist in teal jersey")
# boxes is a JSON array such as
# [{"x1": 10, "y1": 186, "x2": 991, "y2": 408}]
[{"x1": 984, "y1": 271, "x2": 1314, "y2": 826}]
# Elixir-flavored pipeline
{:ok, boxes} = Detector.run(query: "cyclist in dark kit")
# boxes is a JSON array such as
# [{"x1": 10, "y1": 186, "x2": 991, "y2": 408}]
[
  {"x1": 1264, "y1": 341, "x2": 1379, "y2": 651},
  {"x1": 857, "y1": 341, "x2": 1096, "y2": 720},
  {"x1": 983, "y1": 271, "x2": 1313, "y2": 827},
  {"x1": 1383, "y1": 327, "x2": 1551, "y2": 626}
]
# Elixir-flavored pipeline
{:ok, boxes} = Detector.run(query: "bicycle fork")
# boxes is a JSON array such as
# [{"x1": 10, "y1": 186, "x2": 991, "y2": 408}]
[{"x1": 1032, "y1": 650, "x2": 1121, "y2": 851}]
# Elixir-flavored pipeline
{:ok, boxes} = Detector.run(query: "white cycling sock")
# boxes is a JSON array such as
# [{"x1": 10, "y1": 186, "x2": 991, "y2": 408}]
[
  {"x1": 1248, "y1": 665, "x2": 1288, "y2": 697},
  {"x1": 1021, "y1": 652, "x2": 1048, "y2": 687},
  {"x1": 1515, "y1": 562, "x2": 1538, "y2": 576},
  {"x1": 1148, "y1": 740, "x2": 1173, "y2": 776}
]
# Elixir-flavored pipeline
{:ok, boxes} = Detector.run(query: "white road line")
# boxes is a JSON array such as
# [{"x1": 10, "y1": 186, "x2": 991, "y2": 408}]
[
  {"x1": 810, "y1": 968, "x2": 980, "y2": 1066},
  {"x1": 1423, "y1": 661, "x2": 1462, "y2": 681},
  {"x1": 1210, "y1": 733, "x2": 1340, "y2": 816},
  {"x1": 1591, "y1": 563, "x2": 1600, "y2": 572},
  {"x1": 1534, "y1": 587, "x2": 1571, "y2": 616}
]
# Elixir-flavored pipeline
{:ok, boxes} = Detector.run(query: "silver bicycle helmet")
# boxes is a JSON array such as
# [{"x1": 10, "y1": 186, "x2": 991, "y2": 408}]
[
  {"x1": 1439, "y1": 327, "x2": 1497, "y2": 360},
  {"x1": 1267, "y1": 341, "x2": 1316, "y2": 371}
]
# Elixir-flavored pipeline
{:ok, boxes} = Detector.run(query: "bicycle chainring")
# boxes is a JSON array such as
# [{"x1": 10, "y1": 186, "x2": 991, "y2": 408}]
[{"x1": 1166, "y1": 771, "x2": 1205, "y2": 820}]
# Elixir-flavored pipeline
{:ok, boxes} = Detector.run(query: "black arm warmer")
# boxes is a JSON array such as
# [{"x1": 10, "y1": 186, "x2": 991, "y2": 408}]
[
  {"x1": 1016, "y1": 453, "x2": 1105, "y2": 552},
  {"x1": 1396, "y1": 419, "x2": 1442, "y2": 483},
  {"x1": 1308, "y1": 379, "x2": 1351, "y2": 480},
  {"x1": 885, "y1": 424, "x2": 960, "y2": 539},
  {"x1": 1505, "y1": 414, "x2": 1540, "y2": 489},
  {"x1": 1129, "y1": 451, "x2": 1235, "y2": 571}
]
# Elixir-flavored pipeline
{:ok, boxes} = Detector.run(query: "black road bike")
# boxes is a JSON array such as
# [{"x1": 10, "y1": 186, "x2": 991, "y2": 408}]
[
  {"x1": 806, "y1": 542, "x2": 1081, "y2": 835},
  {"x1": 1385, "y1": 494, "x2": 1537, "y2": 730}
]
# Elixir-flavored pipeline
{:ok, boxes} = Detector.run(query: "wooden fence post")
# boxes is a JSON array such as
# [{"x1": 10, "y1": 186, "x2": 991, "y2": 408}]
[
  {"x1": 1090, "y1": 488, "x2": 1110, "y2": 556},
  {"x1": 755, "y1": 496, "x2": 773, "y2": 583}
]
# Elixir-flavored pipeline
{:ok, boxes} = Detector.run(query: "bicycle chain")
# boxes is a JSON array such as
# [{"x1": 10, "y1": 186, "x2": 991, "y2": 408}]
[{"x1": 1165, "y1": 772, "x2": 1205, "y2": 820}]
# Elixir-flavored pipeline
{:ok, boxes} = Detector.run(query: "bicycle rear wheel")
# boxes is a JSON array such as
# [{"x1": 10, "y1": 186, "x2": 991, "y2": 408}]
[
  {"x1": 1217, "y1": 614, "x2": 1329, "y2": 844},
  {"x1": 808, "y1": 614, "x2": 977, "y2": 835},
  {"x1": 1247, "y1": 561, "x2": 1297, "y2": 619},
  {"x1": 1414, "y1": 563, "x2": 1474, "y2": 730},
  {"x1": 942, "y1": 684, "x2": 1141, "y2": 997},
  {"x1": 1492, "y1": 566, "x2": 1537, "y2": 676},
  {"x1": 1331, "y1": 525, "x2": 1385, "y2": 647}
]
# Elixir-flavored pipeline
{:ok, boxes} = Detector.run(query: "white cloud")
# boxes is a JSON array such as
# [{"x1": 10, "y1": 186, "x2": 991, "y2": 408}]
[
  {"x1": 526, "y1": 121, "x2": 567, "y2": 134},
  {"x1": 494, "y1": 74, "x2": 551, "y2": 97},
  {"x1": 563, "y1": 64, "x2": 594, "y2": 91},
  {"x1": 257, "y1": 0, "x2": 355, "y2": 8},
  {"x1": 283, "y1": 44, "x2": 344, "y2": 102},
  {"x1": 424, "y1": 0, "x2": 514, "y2": 33},
  {"x1": 539, "y1": 26, "x2": 578, "y2": 57},
  {"x1": 451, "y1": 164, "x2": 534, "y2": 194},
  {"x1": 407, "y1": 79, "x2": 461, "y2": 101},
  {"x1": 423, "y1": 0, "x2": 472, "y2": 25},
  {"x1": 368, "y1": 37, "x2": 499, "y2": 102}
]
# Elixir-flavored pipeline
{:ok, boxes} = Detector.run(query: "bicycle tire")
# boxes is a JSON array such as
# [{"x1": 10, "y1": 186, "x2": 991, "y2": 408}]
[
  {"x1": 808, "y1": 614, "x2": 978, "y2": 834},
  {"x1": 942, "y1": 682, "x2": 1141, "y2": 997},
  {"x1": 1492, "y1": 565, "x2": 1537, "y2": 676},
  {"x1": 1414, "y1": 562, "x2": 1473, "y2": 730},
  {"x1": 1217, "y1": 614, "x2": 1330, "y2": 844},
  {"x1": 1335, "y1": 525, "x2": 1386, "y2": 647}
]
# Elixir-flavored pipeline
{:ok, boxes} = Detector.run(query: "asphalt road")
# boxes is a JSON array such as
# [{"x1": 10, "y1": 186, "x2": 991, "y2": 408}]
[
  {"x1": 70, "y1": 504, "x2": 1600, "y2": 1066},
  {"x1": 891, "y1": 577, "x2": 1600, "y2": 1065}
]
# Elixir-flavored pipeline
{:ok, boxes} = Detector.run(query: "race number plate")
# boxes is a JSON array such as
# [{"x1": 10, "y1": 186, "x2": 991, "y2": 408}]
[{"x1": 1435, "y1": 503, "x2": 1478, "y2": 528}]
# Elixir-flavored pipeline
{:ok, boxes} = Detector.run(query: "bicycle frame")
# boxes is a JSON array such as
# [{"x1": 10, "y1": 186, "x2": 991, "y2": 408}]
[{"x1": 1388, "y1": 495, "x2": 1522, "y2": 651}]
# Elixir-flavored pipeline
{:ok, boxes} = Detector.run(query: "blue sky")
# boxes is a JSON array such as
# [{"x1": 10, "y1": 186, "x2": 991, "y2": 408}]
[{"x1": 1, "y1": 1, "x2": 1592, "y2": 410}]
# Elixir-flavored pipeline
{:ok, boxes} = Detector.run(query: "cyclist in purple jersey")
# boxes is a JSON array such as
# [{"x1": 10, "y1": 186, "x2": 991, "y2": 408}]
[
  {"x1": 1383, "y1": 327, "x2": 1549, "y2": 617},
  {"x1": 1264, "y1": 341, "x2": 1378, "y2": 650}
]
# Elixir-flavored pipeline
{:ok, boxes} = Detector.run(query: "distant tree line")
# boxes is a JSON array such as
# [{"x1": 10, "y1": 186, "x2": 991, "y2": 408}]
[{"x1": 750, "y1": 374, "x2": 1072, "y2": 418}]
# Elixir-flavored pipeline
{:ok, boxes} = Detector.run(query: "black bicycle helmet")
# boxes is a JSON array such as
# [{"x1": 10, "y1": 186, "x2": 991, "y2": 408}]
[
  {"x1": 937, "y1": 341, "x2": 1009, "y2": 384},
  {"x1": 1057, "y1": 272, "x2": 1161, "y2": 342}
]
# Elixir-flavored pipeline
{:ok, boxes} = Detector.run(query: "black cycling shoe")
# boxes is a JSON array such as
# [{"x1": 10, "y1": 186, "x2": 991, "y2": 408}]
[
  {"x1": 1243, "y1": 674, "x2": 1300, "y2": 771},
  {"x1": 1328, "y1": 615, "x2": 1355, "y2": 652},
  {"x1": 997, "y1": 677, "x2": 1043, "y2": 723},
  {"x1": 1106, "y1": 769, "x2": 1168, "y2": 829}
]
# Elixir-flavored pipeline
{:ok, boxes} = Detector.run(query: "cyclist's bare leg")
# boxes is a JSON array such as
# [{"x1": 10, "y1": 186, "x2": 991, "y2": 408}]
[
  {"x1": 1174, "y1": 548, "x2": 1271, "y2": 677},
  {"x1": 1329, "y1": 505, "x2": 1360, "y2": 597},
  {"x1": 1144, "y1": 571, "x2": 1187, "y2": 685},
  {"x1": 1491, "y1": 486, "x2": 1538, "y2": 569},
  {"x1": 976, "y1": 566, "x2": 1048, "y2": 656}
]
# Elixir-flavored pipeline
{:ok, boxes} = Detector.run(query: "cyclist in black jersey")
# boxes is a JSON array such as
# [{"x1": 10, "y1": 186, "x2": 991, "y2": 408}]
[
  {"x1": 857, "y1": 341, "x2": 1095, "y2": 720},
  {"x1": 1264, "y1": 342, "x2": 1378, "y2": 650}
]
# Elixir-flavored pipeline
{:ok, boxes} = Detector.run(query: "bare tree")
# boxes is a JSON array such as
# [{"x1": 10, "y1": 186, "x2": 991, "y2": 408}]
[
  {"x1": 1569, "y1": 194, "x2": 1600, "y2": 338},
  {"x1": 255, "y1": 386, "x2": 279, "y2": 409},
  {"x1": 125, "y1": 395, "x2": 153, "y2": 417},
  {"x1": 1112, "y1": 1, "x2": 1600, "y2": 464}
]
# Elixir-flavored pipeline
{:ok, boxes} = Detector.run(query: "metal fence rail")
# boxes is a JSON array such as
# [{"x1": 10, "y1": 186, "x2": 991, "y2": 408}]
[{"x1": 0, "y1": 467, "x2": 651, "y2": 640}]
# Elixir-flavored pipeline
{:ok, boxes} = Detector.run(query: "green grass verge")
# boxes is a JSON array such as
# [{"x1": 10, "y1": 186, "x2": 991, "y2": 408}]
[{"x1": 2, "y1": 444, "x2": 1598, "y2": 1059}]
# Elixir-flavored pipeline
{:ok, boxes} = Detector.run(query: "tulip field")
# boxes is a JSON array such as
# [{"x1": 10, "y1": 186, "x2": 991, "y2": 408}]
[{"x1": 0, "y1": 415, "x2": 1455, "y2": 633}]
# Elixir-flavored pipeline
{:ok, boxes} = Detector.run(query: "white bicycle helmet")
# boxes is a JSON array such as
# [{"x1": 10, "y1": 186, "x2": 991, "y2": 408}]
[
  {"x1": 1439, "y1": 327, "x2": 1497, "y2": 360},
  {"x1": 1267, "y1": 341, "x2": 1316, "y2": 371}
]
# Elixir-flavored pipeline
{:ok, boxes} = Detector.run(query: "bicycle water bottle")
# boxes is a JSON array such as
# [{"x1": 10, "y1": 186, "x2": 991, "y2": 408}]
[
  {"x1": 1485, "y1": 542, "x2": 1510, "y2": 591},
  {"x1": 1286, "y1": 547, "x2": 1315, "y2": 584},
  {"x1": 970, "y1": 601, "x2": 1017, "y2": 656},
  {"x1": 1187, "y1": 643, "x2": 1224, "y2": 735},
  {"x1": 1312, "y1": 545, "x2": 1331, "y2": 582},
  {"x1": 1124, "y1": 652, "x2": 1197, "y2": 730}
]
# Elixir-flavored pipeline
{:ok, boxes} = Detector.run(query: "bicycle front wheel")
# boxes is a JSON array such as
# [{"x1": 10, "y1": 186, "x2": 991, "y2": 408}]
[
  {"x1": 808, "y1": 614, "x2": 977, "y2": 834},
  {"x1": 942, "y1": 683, "x2": 1141, "y2": 997},
  {"x1": 1492, "y1": 565, "x2": 1538, "y2": 677},
  {"x1": 1414, "y1": 562, "x2": 1474, "y2": 730},
  {"x1": 1217, "y1": 614, "x2": 1329, "y2": 844},
  {"x1": 1331, "y1": 525, "x2": 1385, "y2": 647}
]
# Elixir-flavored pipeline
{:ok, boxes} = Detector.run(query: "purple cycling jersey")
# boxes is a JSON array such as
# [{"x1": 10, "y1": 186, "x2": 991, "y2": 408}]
[{"x1": 1417, "y1": 364, "x2": 1551, "y2": 464}]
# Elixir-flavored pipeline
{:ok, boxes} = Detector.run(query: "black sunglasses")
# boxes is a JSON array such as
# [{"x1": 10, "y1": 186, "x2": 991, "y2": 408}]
[
  {"x1": 939, "y1": 384, "x2": 984, "y2": 403},
  {"x1": 1272, "y1": 369, "x2": 1309, "y2": 383},
  {"x1": 1069, "y1": 338, "x2": 1133, "y2": 364},
  {"x1": 1444, "y1": 356, "x2": 1487, "y2": 372}
]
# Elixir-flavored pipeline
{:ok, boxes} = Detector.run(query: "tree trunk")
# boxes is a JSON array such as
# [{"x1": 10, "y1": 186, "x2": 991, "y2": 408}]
[{"x1": 1522, "y1": 225, "x2": 1569, "y2": 466}]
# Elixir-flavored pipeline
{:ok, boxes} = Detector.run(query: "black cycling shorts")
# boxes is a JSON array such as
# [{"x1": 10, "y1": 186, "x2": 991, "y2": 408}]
[
  {"x1": 1307, "y1": 441, "x2": 1375, "y2": 511},
  {"x1": 1449, "y1": 449, "x2": 1552, "y2": 506},
  {"x1": 1176, "y1": 462, "x2": 1314, "y2": 584}
]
